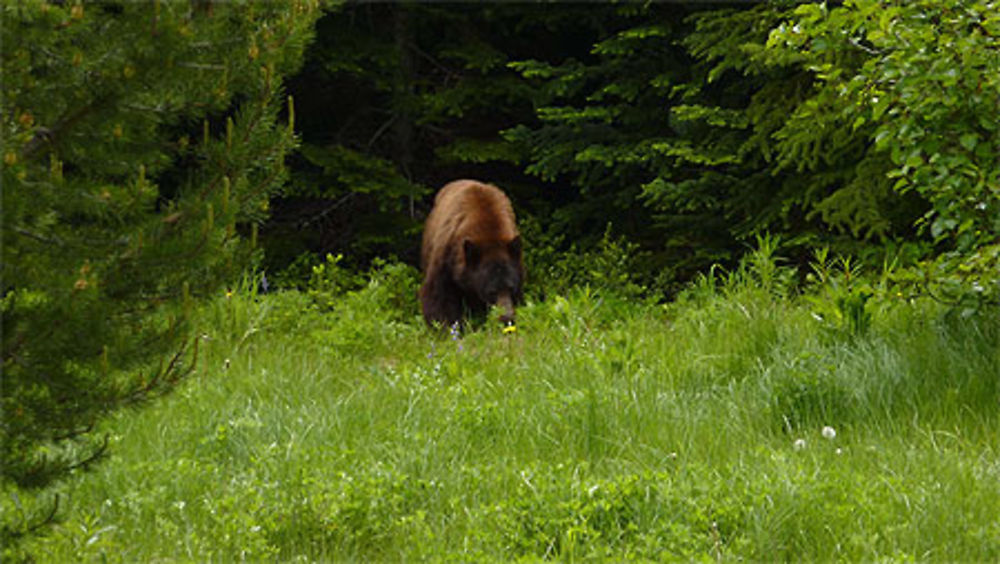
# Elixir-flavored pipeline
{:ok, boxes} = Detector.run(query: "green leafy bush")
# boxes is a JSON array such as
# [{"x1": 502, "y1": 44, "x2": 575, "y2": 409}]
[
  {"x1": 766, "y1": 0, "x2": 1000, "y2": 306},
  {"x1": 806, "y1": 249, "x2": 875, "y2": 339},
  {"x1": 522, "y1": 219, "x2": 656, "y2": 302},
  {"x1": 303, "y1": 253, "x2": 368, "y2": 310}
]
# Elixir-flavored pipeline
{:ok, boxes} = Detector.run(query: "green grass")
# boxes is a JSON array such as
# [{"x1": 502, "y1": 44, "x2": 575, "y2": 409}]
[{"x1": 11, "y1": 273, "x2": 1000, "y2": 561}]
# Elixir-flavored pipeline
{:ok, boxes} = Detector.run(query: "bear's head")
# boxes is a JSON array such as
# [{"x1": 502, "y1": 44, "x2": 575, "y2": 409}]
[{"x1": 461, "y1": 236, "x2": 523, "y2": 324}]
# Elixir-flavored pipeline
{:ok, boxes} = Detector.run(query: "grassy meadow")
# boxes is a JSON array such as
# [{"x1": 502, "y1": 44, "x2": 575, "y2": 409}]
[{"x1": 12, "y1": 255, "x2": 1000, "y2": 561}]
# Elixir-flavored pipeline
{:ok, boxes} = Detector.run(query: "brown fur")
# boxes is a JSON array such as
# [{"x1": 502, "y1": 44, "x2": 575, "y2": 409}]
[{"x1": 419, "y1": 180, "x2": 524, "y2": 327}]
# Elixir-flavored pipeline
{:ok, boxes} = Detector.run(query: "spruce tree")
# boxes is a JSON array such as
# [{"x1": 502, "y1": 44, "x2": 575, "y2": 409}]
[{"x1": 1, "y1": 0, "x2": 319, "y2": 531}]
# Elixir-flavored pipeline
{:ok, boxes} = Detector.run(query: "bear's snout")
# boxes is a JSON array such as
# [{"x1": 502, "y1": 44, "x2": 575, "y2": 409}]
[{"x1": 496, "y1": 292, "x2": 515, "y2": 325}]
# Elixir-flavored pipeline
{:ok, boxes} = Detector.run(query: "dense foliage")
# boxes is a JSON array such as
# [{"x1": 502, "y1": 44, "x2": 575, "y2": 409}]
[
  {"x1": 274, "y1": 1, "x2": 998, "y2": 302},
  {"x1": 268, "y1": 3, "x2": 634, "y2": 270},
  {"x1": 763, "y1": 0, "x2": 1000, "y2": 305},
  {"x1": 1, "y1": 0, "x2": 319, "y2": 528}
]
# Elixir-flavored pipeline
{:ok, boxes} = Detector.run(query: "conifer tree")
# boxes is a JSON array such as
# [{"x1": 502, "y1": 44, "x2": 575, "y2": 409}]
[
  {"x1": 1, "y1": 0, "x2": 319, "y2": 523},
  {"x1": 270, "y1": 3, "x2": 624, "y2": 269}
]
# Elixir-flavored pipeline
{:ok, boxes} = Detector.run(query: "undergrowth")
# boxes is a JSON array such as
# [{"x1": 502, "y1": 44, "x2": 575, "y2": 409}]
[{"x1": 5, "y1": 244, "x2": 1000, "y2": 561}]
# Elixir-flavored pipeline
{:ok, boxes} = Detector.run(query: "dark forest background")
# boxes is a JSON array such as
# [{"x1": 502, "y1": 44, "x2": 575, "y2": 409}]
[{"x1": 266, "y1": 1, "x2": 992, "y2": 294}]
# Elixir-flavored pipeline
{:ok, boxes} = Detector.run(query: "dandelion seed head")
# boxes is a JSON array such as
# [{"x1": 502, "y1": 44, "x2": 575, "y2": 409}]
[
  {"x1": 822, "y1": 426, "x2": 837, "y2": 440},
  {"x1": 793, "y1": 438, "x2": 807, "y2": 451}
]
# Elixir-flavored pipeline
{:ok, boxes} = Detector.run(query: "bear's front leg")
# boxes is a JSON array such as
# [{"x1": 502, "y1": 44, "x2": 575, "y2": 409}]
[{"x1": 420, "y1": 268, "x2": 464, "y2": 328}]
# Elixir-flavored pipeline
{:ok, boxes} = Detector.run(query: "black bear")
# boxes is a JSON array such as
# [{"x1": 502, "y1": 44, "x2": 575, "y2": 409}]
[{"x1": 419, "y1": 179, "x2": 524, "y2": 327}]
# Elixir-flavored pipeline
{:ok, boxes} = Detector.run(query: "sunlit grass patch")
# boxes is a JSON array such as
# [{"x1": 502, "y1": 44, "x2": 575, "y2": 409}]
[{"x1": 12, "y1": 268, "x2": 1000, "y2": 561}]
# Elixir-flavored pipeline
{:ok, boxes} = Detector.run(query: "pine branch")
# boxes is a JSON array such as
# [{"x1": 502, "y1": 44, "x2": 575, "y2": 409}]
[
  {"x1": 368, "y1": 115, "x2": 398, "y2": 149},
  {"x1": 123, "y1": 338, "x2": 197, "y2": 406},
  {"x1": 51, "y1": 422, "x2": 96, "y2": 443},
  {"x1": 20, "y1": 101, "x2": 103, "y2": 161},
  {"x1": 9, "y1": 226, "x2": 66, "y2": 247},
  {"x1": 299, "y1": 193, "x2": 357, "y2": 228},
  {"x1": 25, "y1": 495, "x2": 60, "y2": 536},
  {"x1": 177, "y1": 62, "x2": 226, "y2": 71},
  {"x1": 1, "y1": 494, "x2": 60, "y2": 543}
]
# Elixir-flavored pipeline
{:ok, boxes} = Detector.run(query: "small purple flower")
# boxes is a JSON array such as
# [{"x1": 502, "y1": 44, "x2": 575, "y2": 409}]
[{"x1": 449, "y1": 322, "x2": 464, "y2": 351}]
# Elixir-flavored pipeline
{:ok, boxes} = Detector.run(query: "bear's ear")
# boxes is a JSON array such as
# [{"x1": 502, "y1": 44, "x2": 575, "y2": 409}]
[
  {"x1": 508, "y1": 236, "x2": 522, "y2": 259},
  {"x1": 463, "y1": 239, "x2": 480, "y2": 265}
]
